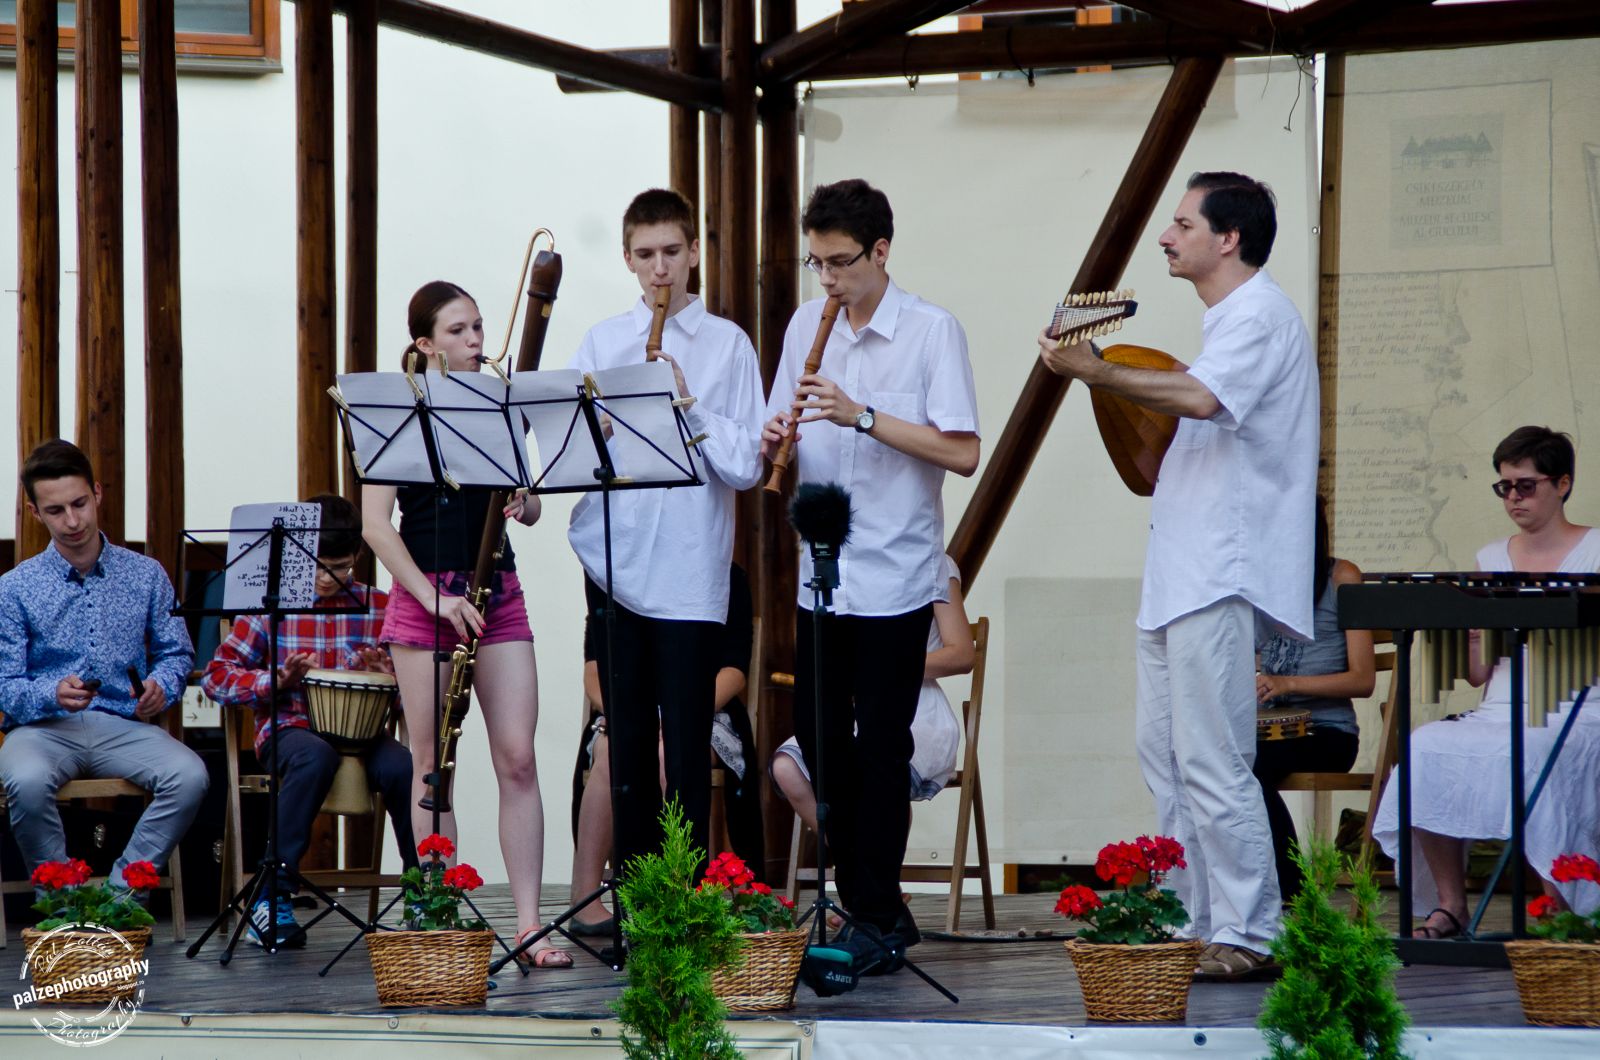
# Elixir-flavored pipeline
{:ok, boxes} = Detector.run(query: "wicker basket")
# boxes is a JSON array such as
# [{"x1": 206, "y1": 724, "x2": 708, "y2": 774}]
[
  {"x1": 710, "y1": 928, "x2": 810, "y2": 1011},
  {"x1": 1065, "y1": 937, "x2": 1203, "y2": 1022},
  {"x1": 1505, "y1": 939, "x2": 1600, "y2": 1027},
  {"x1": 21, "y1": 926, "x2": 152, "y2": 1005},
  {"x1": 366, "y1": 929, "x2": 493, "y2": 1007}
]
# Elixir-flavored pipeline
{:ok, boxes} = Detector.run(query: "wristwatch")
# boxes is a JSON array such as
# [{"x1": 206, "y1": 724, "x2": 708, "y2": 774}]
[{"x1": 854, "y1": 405, "x2": 876, "y2": 434}]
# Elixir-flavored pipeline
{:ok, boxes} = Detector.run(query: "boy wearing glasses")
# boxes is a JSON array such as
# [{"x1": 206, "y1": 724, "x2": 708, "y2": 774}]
[
  {"x1": 566, "y1": 188, "x2": 765, "y2": 879},
  {"x1": 1373, "y1": 425, "x2": 1600, "y2": 935},
  {"x1": 1037, "y1": 172, "x2": 1318, "y2": 981},
  {"x1": 201, "y1": 493, "x2": 414, "y2": 948},
  {"x1": 761, "y1": 178, "x2": 980, "y2": 973}
]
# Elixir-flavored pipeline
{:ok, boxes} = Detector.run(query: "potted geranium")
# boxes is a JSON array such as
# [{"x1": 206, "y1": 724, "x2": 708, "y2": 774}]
[
  {"x1": 698, "y1": 851, "x2": 807, "y2": 1011},
  {"x1": 1506, "y1": 852, "x2": 1600, "y2": 1027},
  {"x1": 23, "y1": 858, "x2": 161, "y2": 1004},
  {"x1": 365, "y1": 834, "x2": 493, "y2": 1007},
  {"x1": 1055, "y1": 835, "x2": 1201, "y2": 1022}
]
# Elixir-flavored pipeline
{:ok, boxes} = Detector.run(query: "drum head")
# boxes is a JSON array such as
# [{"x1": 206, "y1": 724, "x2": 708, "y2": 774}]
[{"x1": 303, "y1": 668, "x2": 397, "y2": 690}]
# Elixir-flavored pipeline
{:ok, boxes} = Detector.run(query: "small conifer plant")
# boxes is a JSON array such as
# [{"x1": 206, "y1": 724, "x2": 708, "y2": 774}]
[{"x1": 1258, "y1": 840, "x2": 1410, "y2": 1059}]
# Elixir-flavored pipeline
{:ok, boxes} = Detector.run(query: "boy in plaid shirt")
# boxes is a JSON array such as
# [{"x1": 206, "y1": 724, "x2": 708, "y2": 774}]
[{"x1": 202, "y1": 494, "x2": 415, "y2": 947}]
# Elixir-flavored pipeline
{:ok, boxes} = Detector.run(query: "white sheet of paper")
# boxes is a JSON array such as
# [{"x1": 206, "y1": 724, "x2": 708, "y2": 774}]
[
  {"x1": 510, "y1": 361, "x2": 697, "y2": 489},
  {"x1": 336, "y1": 370, "x2": 531, "y2": 488},
  {"x1": 224, "y1": 502, "x2": 320, "y2": 610}
]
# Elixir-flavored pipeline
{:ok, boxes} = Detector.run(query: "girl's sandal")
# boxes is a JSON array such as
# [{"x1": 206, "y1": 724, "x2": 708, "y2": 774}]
[{"x1": 515, "y1": 927, "x2": 574, "y2": 969}]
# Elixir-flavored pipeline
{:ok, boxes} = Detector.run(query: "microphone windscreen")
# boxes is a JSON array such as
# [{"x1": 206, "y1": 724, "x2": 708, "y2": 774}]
[{"x1": 789, "y1": 482, "x2": 852, "y2": 549}]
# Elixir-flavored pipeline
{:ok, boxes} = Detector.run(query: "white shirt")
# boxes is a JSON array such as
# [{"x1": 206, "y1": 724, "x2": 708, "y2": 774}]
[
  {"x1": 567, "y1": 295, "x2": 764, "y2": 622},
  {"x1": 767, "y1": 282, "x2": 980, "y2": 616},
  {"x1": 1139, "y1": 269, "x2": 1319, "y2": 638}
]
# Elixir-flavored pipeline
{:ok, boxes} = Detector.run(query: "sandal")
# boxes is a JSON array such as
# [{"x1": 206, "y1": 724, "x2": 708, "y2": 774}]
[
  {"x1": 1414, "y1": 907, "x2": 1463, "y2": 940},
  {"x1": 1193, "y1": 942, "x2": 1281, "y2": 983},
  {"x1": 514, "y1": 927, "x2": 574, "y2": 970}
]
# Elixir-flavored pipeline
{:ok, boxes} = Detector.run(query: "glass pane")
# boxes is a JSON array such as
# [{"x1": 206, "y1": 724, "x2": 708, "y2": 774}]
[
  {"x1": 175, "y1": 0, "x2": 251, "y2": 36},
  {"x1": 0, "y1": 2, "x2": 79, "y2": 28}
]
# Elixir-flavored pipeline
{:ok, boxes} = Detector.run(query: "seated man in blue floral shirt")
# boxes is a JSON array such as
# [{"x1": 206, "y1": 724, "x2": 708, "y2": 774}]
[{"x1": 0, "y1": 439, "x2": 206, "y2": 891}]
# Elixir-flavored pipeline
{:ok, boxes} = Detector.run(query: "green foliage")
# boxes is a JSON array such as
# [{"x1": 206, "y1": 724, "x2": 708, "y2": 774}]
[
  {"x1": 612, "y1": 798, "x2": 744, "y2": 1060},
  {"x1": 1526, "y1": 908, "x2": 1600, "y2": 943},
  {"x1": 1259, "y1": 840, "x2": 1410, "y2": 1059},
  {"x1": 397, "y1": 864, "x2": 487, "y2": 932},
  {"x1": 1077, "y1": 886, "x2": 1189, "y2": 946},
  {"x1": 34, "y1": 888, "x2": 156, "y2": 933}
]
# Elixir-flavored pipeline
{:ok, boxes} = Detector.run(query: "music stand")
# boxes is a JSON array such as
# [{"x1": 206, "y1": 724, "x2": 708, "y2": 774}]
[
  {"x1": 488, "y1": 360, "x2": 704, "y2": 974},
  {"x1": 319, "y1": 366, "x2": 535, "y2": 973},
  {"x1": 181, "y1": 510, "x2": 378, "y2": 964}
]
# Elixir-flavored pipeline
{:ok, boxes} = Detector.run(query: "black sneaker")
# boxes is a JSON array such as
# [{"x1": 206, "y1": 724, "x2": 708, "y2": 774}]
[
  {"x1": 831, "y1": 922, "x2": 906, "y2": 977},
  {"x1": 246, "y1": 896, "x2": 307, "y2": 949}
]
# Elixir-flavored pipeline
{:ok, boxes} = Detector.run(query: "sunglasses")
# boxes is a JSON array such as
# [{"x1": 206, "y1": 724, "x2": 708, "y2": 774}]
[{"x1": 1491, "y1": 476, "x2": 1552, "y2": 499}]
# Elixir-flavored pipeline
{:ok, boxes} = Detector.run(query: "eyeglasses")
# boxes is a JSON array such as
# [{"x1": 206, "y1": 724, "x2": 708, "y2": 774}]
[
  {"x1": 801, "y1": 248, "x2": 867, "y2": 276},
  {"x1": 1491, "y1": 476, "x2": 1552, "y2": 499},
  {"x1": 317, "y1": 563, "x2": 357, "y2": 578}
]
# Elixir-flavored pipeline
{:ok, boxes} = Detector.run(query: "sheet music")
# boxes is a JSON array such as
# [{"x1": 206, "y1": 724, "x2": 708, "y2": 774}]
[
  {"x1": 336, "y1": 370, "x2": 531, "y2": 488},
  {"x1": 224, "y1": 502, "x2": 319, "y2": 610},
  {"x1": 513, "y1": 361, "x2": 696, "y2": 489}
]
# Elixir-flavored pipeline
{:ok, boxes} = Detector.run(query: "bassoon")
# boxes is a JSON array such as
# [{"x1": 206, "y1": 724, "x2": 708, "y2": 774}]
[
  {"x1": 422, "y1": 231, "x2": 562, "y2": 813},
  {"x1": 763, "y1": 296, "x2": 841, "y2": 494}
]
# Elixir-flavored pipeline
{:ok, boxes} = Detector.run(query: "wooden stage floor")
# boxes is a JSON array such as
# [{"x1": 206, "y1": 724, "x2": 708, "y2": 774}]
[{"x1": 0, "y1": 886, "x2": 1533, "y2": 1029}]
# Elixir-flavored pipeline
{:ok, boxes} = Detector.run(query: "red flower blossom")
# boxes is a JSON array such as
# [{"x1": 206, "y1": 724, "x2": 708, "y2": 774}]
[
  {"x1": 1054, "y1": 884, "x2": 1104, "y2": 920},
  {"x1": 442, "y1": 864, "x2": 483, "y2": 891},
  {"x1": 1094, "y1": 841, "x2": 1147, "y2": 886},
  {"x1": 417, "y1": 834, "x2": 455, "y2": 861},
  {"x1": 704, "y1": 851, "x2": 756, "y2": 889},
  {"x1": 750, "y1": 882, "x2": 772, "y2": 896},
  {"x1": 777, "y1": 896, "x2": 796, "y2": 910},
  {"x1": 31, "y1": 859, "x2": 94, "y2": 889},
  {"x1": 1528, "y1": 895, "x2": 1560, "y2": 919},
  {"x1": 1139, "y1": 835, "x2": 1187, "y2": 875},
  {"x1": 122, "y1": 861, "x2": 162, "y2": 891},
  {"x1": 1551, "y1": 853, "x2": 1600, "y2": 885},
  {"x1": 64, "y1": 859, "x2": 93, "y2": 886}
]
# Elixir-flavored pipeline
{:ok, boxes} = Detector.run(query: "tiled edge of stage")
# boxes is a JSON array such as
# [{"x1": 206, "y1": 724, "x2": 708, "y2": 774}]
[{"x1": 4, "y1": 1013, "x2": 1600, "y2": 1057}]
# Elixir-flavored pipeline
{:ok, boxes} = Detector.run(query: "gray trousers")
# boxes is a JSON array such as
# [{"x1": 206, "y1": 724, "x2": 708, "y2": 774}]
[{"x1": 0, "y1": 710, "x2": 209, "y2": 887}]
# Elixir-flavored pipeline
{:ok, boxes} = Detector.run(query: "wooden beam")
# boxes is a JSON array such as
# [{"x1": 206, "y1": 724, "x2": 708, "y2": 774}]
[
  {"x1": 140, "y1": 0, "x2": 183, "y2": 583},
  {"x1": 754, "y1": 0, "x2": 801, "y2": 894},
  {"x1": 15, "y1": 0, "x2": 60, "y2": 562},
  {"x1": 720, "y1": 0, "x2": 757, "y2": 336},
  {"x1": 76, "y1": 0, "x2": 125, "y2": 544},
  {"x1": 298, "y1": 0, "x2": 339, "y2": 499},
  {"x1": 1120, "y1": 0, "x2": 1275, "y2": 51},
  {"x1": 1284, "y1": 0, "x2": 1432, "y2": 41},
  {"x1": 343, "y1": 0, "x2": 379, "y2": 512},
  {"x1": 947, "y1": 55, "x2": 1226, "y2": 590},
  {"x1": 807, "y1": 21, "x2": 1240, "y2": 80},
  {"x1": 1316, "y1": 54, "x2": 1345, "y2": 512},
  {"x1": 702, "y1": 2, "x2": 724, "y2": 315},
  {"x1": 1319, "y1": 1, "x2": 1600, "y2": 54},
  {"x1": 331, "y1": 0, "x2": 723, "y2": 111},
  {"x1": 760, "y1": 0, "x2": 972, "y2": 84},
  {"x1": 670, "y1": 0, "x2": 702, "y2": 295}
]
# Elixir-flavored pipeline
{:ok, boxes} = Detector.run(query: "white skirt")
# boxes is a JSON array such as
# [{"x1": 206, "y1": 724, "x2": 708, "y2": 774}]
[{"x1": 1373, "y1": 699, "x2": 1600, "y2": 914}]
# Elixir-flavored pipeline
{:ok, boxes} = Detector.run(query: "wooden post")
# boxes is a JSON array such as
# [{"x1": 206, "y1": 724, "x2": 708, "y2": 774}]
[
  {"x1": 719, "y1": 0, "x2": 757, "y2": 335},
  {"x1": 670, "y1": 0, "x2": 701, "y2": 294},
  {"x1": 76, "y1": 0, "x2": 125, "y2": 544},
  {"x1": 1317, "y1": 54, "x2": 1346, "y2": 511},
  {"x1": 298, "y1": 0, "x2": 339, "y2": 500},
  {"x1": 343, "y1": 0, "x2": 379, "y2": 507},
  {"x1": 15, "y1": 0, "x2": 60, "y2": 562},
  {"x1": 947, "y1": 56, "x2": 1226, "y2": 589},
  {"x1": 140, "y1": 0, "x2": 183, "y2": 583},
  {"x1": 701, "y1": 1, "x2": 723, "y2": 315},
  {"x1": 755, "y1": 0, "x2": 800, "y2": 885}
]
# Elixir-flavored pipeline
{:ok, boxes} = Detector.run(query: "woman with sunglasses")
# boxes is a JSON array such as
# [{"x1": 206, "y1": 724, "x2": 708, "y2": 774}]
[{"x1": 1373, "y1": 425, "x2": 1600, "y2": 938}]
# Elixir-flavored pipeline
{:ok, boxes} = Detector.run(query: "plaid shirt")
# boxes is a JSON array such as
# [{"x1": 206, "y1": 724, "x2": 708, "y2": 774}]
[{"x1": 200, "y1": 584, "x2": 389, "y2": 753}]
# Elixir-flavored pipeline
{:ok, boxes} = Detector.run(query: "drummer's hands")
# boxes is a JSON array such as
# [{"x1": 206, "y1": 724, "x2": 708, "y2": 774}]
[
  {"x1": 503, "y1": 489, "x2": 542, "y2": 527},
  {"x1": 353, "y1": 645, "x2": 394, "y2": 676},
  {"x1": 134, "y1": 679, "x2": 167, "y2": 720},
  {"x1": 1256, "y1": 673, "x2": 1294, "y2": 704},
  {"x1": 435, "y1": 595, "x2": 485, "y2": 642},
  {"x1": 277, "y1": 651, "x2": 316, "y2": 692}
]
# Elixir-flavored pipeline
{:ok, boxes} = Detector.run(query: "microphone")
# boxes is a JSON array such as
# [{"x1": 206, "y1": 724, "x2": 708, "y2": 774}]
[{"x1": 789, "y1": 482, "x2": 852, "y2": 600}]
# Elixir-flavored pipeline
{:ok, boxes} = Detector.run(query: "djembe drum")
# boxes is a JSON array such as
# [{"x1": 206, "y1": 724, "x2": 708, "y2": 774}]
[
  {"x1": 1256, "y1": 705, "x2": 1312, "y2": 741},
  {"x1": 303, "y1": 669, "x2": 398, "y2": 815}
]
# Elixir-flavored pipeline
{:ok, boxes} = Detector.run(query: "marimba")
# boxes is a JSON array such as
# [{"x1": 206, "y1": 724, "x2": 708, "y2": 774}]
[{"x1": 1339, "y1": 572, "x2": 1600, "y2": 958}]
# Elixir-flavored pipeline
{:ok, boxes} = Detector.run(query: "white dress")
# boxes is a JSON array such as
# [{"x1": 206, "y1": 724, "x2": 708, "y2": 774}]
[{"x1": 1373, "y1": 528, "x2": 1600, "y2": 914}]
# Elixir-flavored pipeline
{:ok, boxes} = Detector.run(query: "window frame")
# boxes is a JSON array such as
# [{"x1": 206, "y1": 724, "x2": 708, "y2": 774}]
[{"x1": 0, "y1": 0, "x2": 280, "y2": 65}]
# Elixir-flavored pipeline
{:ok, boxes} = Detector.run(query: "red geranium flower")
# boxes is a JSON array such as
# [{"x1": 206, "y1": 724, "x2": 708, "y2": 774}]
[
  {"x1": 1528, "y1": 895, "x2": 1560, "y2": 919},
  {"x1": 122, "y1": 861, "x2": 162, "y2": 891},
  {"x1": 1139, "y1": 835, "x2": 1187, "y2": 875},
  {"x1": 30, "y1": 862, "x2": 66, "y2": 889},
  {"x1": 442, "y1": 864, "x2": 483, "y2": 891},
  {"x1": 1551, "y1": 853, "x2": 1600, "y2": 885},
  {"x1": 1055, "y1": 884, "x2": 1104, "y2": 920},
  {"x1": 64, "y1": 858, "x2": 93, "y2": 887},
  {"x1": 1094, "y1": 841, "x2": 1147, "y2": 886},
  {"x1": 417, "y1": 833, "x2": 455, "y2": 860},
  {"x1": 777, "y1": 895, "x2": 797, "y2": 910},
  {"x1": 750, "y1": 881, "x2": 773, "y2": 896}
]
